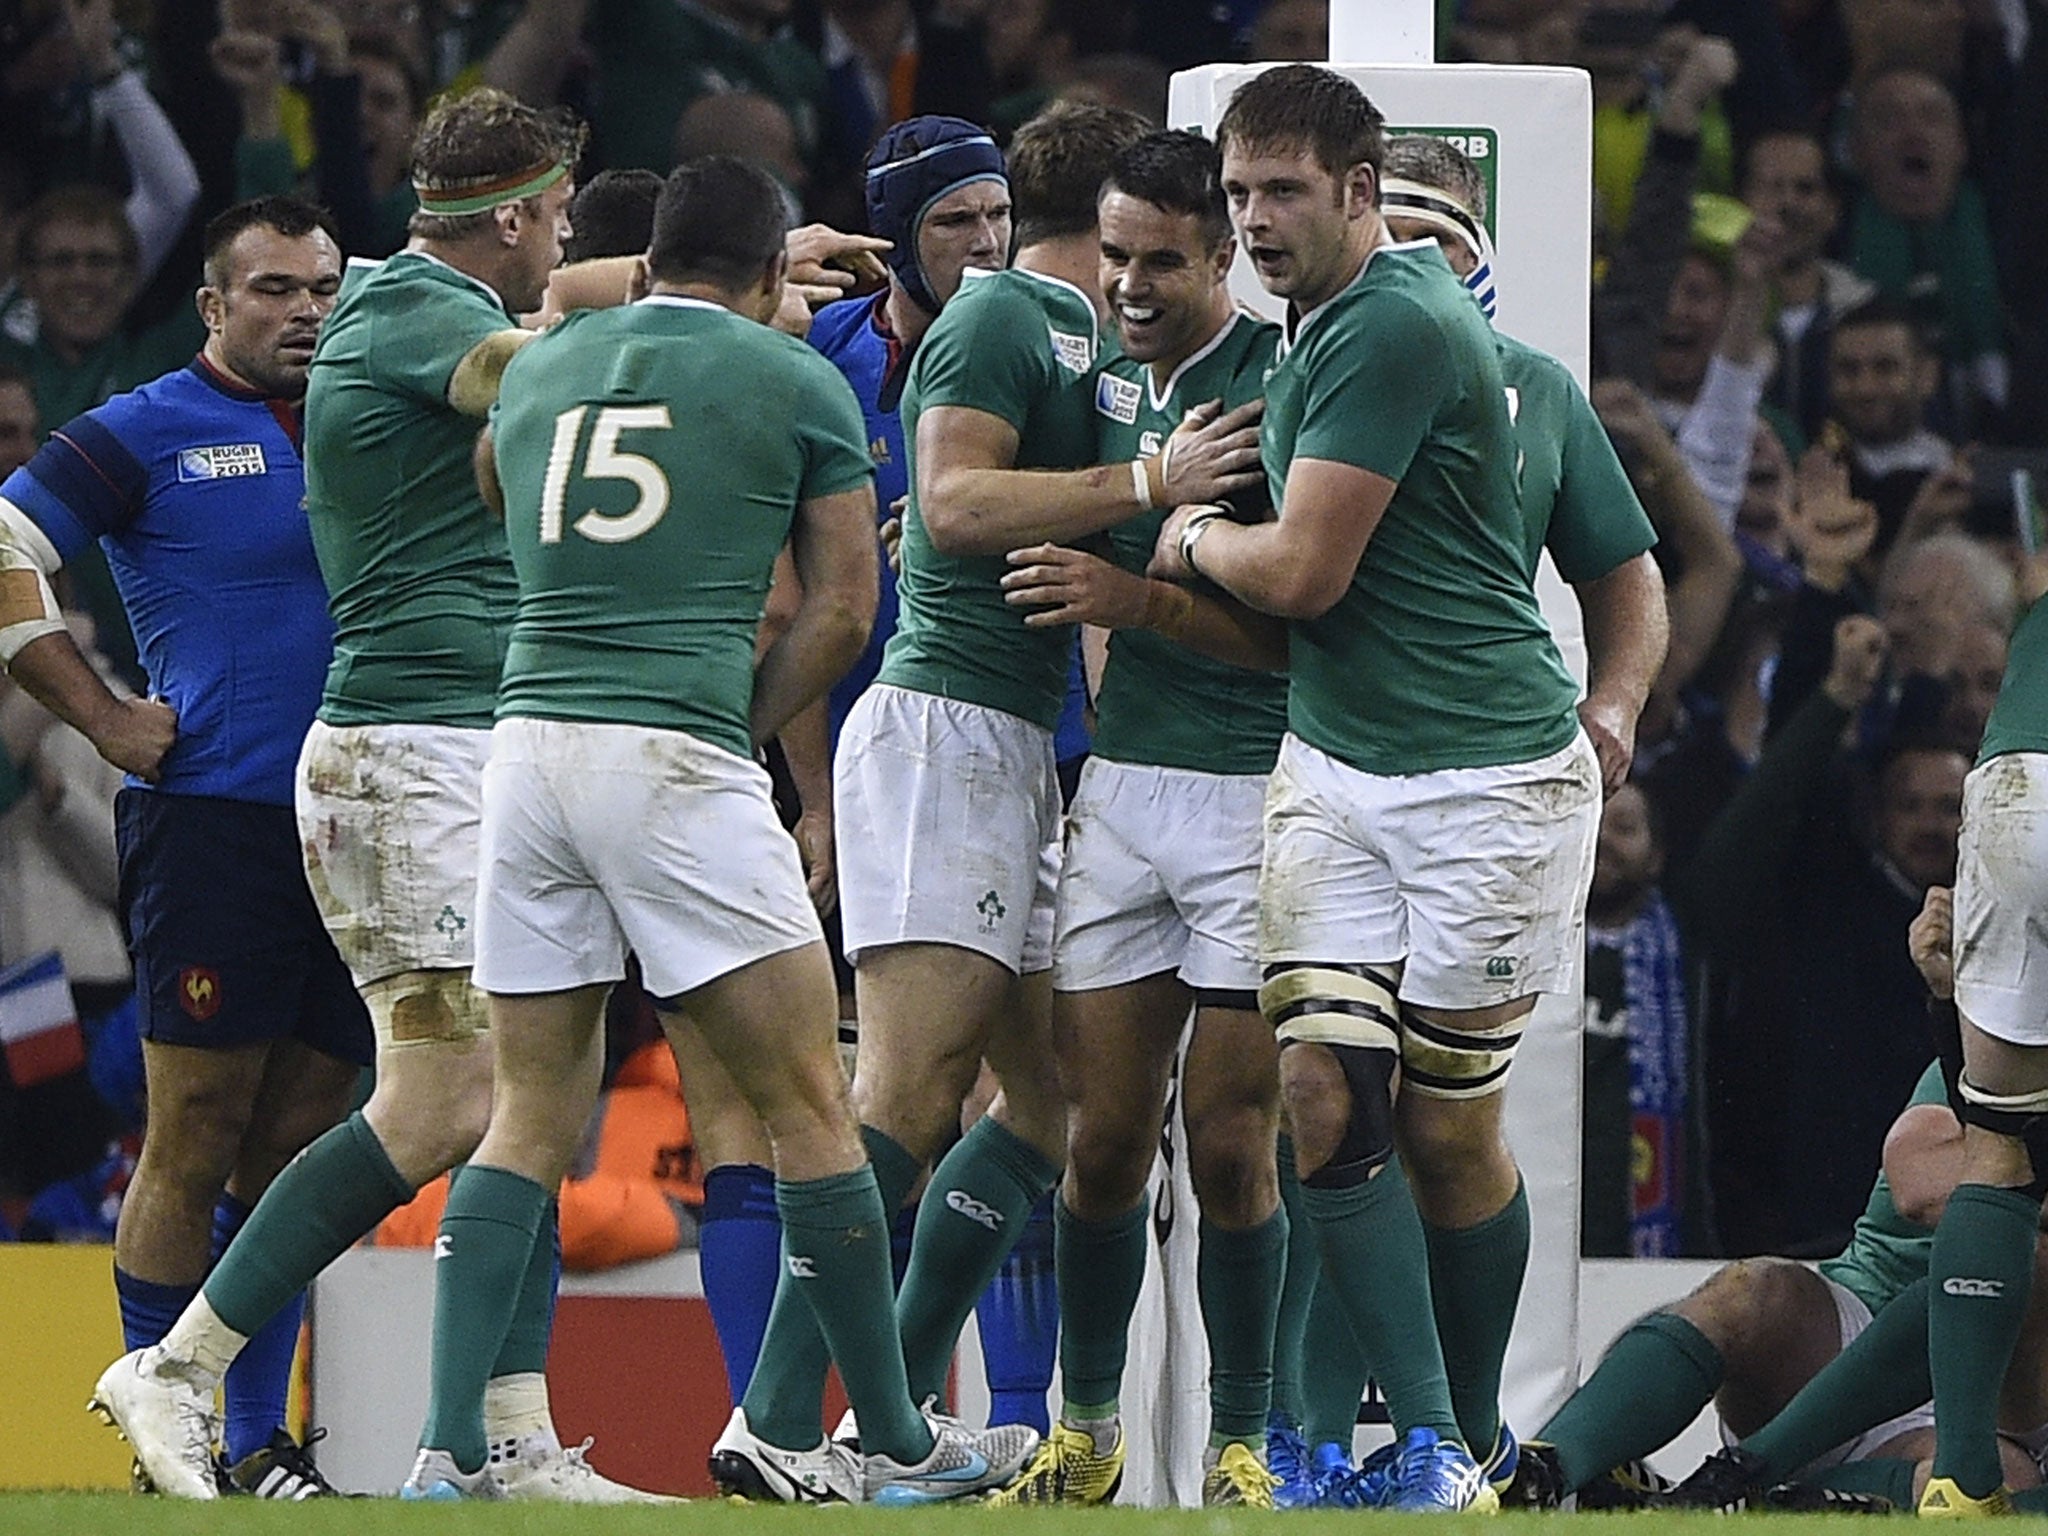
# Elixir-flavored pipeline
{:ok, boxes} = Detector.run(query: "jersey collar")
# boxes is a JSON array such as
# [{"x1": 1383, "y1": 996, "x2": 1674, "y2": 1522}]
[
  {"x1": 635, "y1": 293, "x2": 726, "y2": 313},
  {"x1": 188, "y1": 353, "x2": 305, "y2": 448},
  {"x1": 1281, "y1": 236, "x2": 1439, "y2": 351},
  {"x1": 393, "y1": 247, "x2": 513, "y2": 313},
  {"x1": 1147, "y1": 311, "x2": 1240, "y2": 415}
]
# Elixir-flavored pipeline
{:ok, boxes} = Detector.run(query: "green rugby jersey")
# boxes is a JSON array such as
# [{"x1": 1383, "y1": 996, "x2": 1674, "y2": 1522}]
[
  {"x1": 305, "y1": 252, "x2": 519, "y2": 729},
  {"x1": 1090, "y1": 312, "x2": 1287, "y2": 775},
  {"x1": 1260, "y1": 241, "x2": 1579, "y2": 774},
  {"x1": 1496, "y1": 332, "x2": 1656, "y2": 583},
  {"x1": 489, "y1": 296, "x2": 873, "y2": 758},
  {"x1": 1978, "y1": 597, "x2": 2048, "y2": 764},
  {"x1": 878, "y1": 267, "x2": 1100, "y2": 732},
  {"x1": 1817, "y1": 1061, "x2": 1946, "y2": 1314}
]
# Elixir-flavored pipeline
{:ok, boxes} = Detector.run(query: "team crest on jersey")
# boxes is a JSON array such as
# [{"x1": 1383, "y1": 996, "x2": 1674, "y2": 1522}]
[
  {"x1": 1048, "y1": 328, "x2": 1092, "y2": 375},
  {"x1": 176, "y1": 443, "x2": 267, "y2": 481},
  {"x1": 178, "y1": 966, "x2": 222, "y2": 1021},
  {"x1": 1095, "y1": 373, "x2": 1141, "y2": 424}
]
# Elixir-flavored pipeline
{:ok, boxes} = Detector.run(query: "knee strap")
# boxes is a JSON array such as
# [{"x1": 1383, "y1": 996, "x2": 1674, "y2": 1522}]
[
  {"x1": 1959, "y1": 1076, "x2": 2048, "y2": 1200},
  {"x1": 1398, "y1": 1005, "x2": 1524, "y2": 1101},
  {"x1": 363, "y1": 969, "x2": 489, "y2": 1051},
  {"x1": 1259, "y1": 961, "x2": 1400, "y2": 1052}
]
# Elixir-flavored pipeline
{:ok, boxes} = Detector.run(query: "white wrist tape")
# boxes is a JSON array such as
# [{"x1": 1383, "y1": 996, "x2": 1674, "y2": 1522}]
[{"x1": 1131, "y1": 457, "x2": 1154, "y2": 511}]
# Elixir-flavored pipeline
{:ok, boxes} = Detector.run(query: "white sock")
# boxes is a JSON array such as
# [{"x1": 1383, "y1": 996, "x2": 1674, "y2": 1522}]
[
  {"x1": 157, "y1": 1294, "x2": 247, "y2": 1385},
  {"x1": 484, "y1": 1372, "x2": 554, "y2": 1453},
  {"x1": 1063, "y1": 1413, "x2": 1120, "y2": 1457}
]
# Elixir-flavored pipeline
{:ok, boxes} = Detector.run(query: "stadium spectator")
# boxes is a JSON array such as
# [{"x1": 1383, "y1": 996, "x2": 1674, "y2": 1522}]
[
  {"x1": 1741, "y1": 128, "x2": 1873, "y2": 445},
  {"x1": 1677, "y1": 613, "x2": 1968, "y2": 1256},
  {"x1": 1844, "y1": 68, "x2": 2006, "y2": 426},
  {"x1": 1246, "y1": 0, "x2": 1326, "y2": 62},
  {"x1": 0, "y1": 0, "x2": 202, "y2": 285},
  {"x1": 1815, "y1": 302, "x2": 1958, "y2": 548},
  {"x1": 0, "y1": 365, "x2": 38, "y2": 475},
  {"x1": 1582, "y1": 779, "x2": 1704, "y2": 1258},
  {"x1": 672, "y1": 92, "x2": 811, "y2": 219}
]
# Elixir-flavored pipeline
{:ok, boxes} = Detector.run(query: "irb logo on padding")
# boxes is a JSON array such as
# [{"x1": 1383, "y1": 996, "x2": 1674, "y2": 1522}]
[{"x1": 177, "y1": 443, "x2": 268, "y2": 480}]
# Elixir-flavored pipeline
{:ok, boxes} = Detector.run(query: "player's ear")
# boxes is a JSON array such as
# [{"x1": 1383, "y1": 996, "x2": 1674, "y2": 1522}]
[
  {"x1": 626, "y1": 257, "x2": 651, "y2": 304},
  {"x1": 494, "y1": 200, "x2": 522, "y2": 249},
  {"x1": 763, "y1": 249, "x2": 789, "y2": 307},
  {"x1": 1346, "y1": 163, "x2": 1377, "y2": 220},
  {"x1": 196, "y1": 282, "x2": 225, "y2": 335}
]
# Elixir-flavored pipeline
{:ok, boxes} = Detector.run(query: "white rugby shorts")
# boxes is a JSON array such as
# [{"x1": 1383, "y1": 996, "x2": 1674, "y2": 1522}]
[
  {"x1": 1052, "y1": 756, "x2": 1264, "y2": 995},
  {"x1": 472, "y1": 717, "x2": 821, "y2": 1000},
  {"x1": 296, "y1": 720, "x2": 488, "y2": 987},
  {"x1": 1258, "y1": 730, "x2": 1601, "y2": 1009},
  {"x1": 835, "y1": 683, "x2": 1060, "y2": 974},
  {"x1": 1953, "y1": 752, "x2": 2048, "y2": 1047}
]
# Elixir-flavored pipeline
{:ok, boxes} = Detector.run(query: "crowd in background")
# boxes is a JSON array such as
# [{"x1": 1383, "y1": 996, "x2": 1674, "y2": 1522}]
[{"x1": 1, "y1": 0, "x2": 2046, "y2": 1268}]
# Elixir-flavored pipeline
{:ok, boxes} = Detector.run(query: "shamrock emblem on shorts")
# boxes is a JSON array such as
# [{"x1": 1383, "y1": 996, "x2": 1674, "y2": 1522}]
[{"x1": 975, "y1": 890, "x2": 1005, "y2": 929}]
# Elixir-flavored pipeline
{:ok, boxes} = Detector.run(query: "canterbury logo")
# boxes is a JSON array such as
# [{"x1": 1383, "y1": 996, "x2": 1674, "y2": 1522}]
[
  {"x1": 945, "y1": 1190, "x2": 1003, "y2": 1230},
  {"x1": 787, "y1": 1255, "x2": 818, "y2": 1278},
  {"x1": 433, "y1": 1235, "x2": 453, "y2": 1260},
  {"x1": 1943, "y1": 1277, "x2": 2006, "y2": 1298}
]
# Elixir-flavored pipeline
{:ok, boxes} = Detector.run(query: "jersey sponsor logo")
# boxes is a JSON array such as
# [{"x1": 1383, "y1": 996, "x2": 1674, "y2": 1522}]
[
  {"x1": 1484, "y1": 956, "x2": 1516, "y2": 980},
  {"x1": 869, "y1": 435, "x2": 893, "y2": 466},
  {"x1": 787, "y1": 1254, "x2": 818, "y2": 1278},
  {"x1": 945, "y1": 1190, "x2": 1003, "y2": 1230},
  {"x1": 176, "y1": 443, "x2": 268, "y2": 481},
  {"x1": 178, "y1": 965, "x2": 223, "y2": 1021},
  {"x1": 1138, "y1": 429, "x2": 1163, "y2": 458},
  {"x1": 1943, "y1": 1276, "x2": 2006, "y2": 1298},
  {"x1": 1049, "y1": 328, "x2": 1092, "y2": 375},
  {"x1": 434, "y1": 1234, "x2": 454, "y2": 1260},
  {"x1": 1095, "y1": 373, "x2": 1141, "y2": 425}
]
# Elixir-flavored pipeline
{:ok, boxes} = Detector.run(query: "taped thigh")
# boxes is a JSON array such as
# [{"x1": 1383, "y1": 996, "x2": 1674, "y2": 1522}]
[
  {"x1": 1960, "y1": 1075, "x2": 2048, "y2": 1200},
  {"x1": 1398, "y1": 1005, "x2": 1524, "y2": 1101},
  {"x1": 364, "y1": 968, "x2": 490, "y2": 1053}
]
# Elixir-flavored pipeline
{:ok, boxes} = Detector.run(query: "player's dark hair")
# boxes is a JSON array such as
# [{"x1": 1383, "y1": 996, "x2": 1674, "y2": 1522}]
[
  {"x1": 1383, "y1": 134, "x2": 1487, "y2": 224},
  {"x1": 1217, "y1": 64, "x2": 1385, "y2": 188},
  {"x1": 1835, "y1": 294, "x2": 1938, "y2": 357},
  {"x1": 1102, "y1": 130, "x2": 1232, "y2": 249},
  {"x1": 1007, "y1": 101, "x2": 1152, "y2": 246},
  {"x1": 408, "y1": 87, "x2": 587, "y2": 241},
  {"x1": 202, "y1": 196, "x2": 341, "y2": 289},
  {"x1": 17, "y1": 184, "x2": 138, "y2": 271},
  {"x1": 563, "y1": 169, "x2": 665, "y2": 263},
  {"x1": 647, "y1": 156, "x2": 788, "y2": 291}
]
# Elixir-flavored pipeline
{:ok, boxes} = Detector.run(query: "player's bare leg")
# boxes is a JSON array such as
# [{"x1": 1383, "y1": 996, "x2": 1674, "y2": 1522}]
[{"x1": 863, "y1": 945, "x2": 1067, "y2": 1408}]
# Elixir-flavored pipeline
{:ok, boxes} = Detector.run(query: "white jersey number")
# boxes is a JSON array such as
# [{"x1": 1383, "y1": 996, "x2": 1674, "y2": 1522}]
[{"x1": 538, "y1": 404, "x2": 674, "y2": 545}]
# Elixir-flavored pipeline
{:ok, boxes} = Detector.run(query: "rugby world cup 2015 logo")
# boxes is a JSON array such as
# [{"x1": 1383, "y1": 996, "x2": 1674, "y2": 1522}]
[{"x1": 176, "y1": 444, "x2": 268, "y2": 481}]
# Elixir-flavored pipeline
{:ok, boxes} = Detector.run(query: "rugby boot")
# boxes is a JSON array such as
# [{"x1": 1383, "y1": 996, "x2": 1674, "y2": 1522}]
[
  {"x1": 1656, "y1": 1445, "x2": 1772, "y2": 1512},
  {"x1": 1203, "y1": 1441, "x2": 1281, "y2": 1507},
  {"x1": 494, "y1": 1427, "x2": 675, "y2": 1502},
  {"x1": 1918, "y1": 1476, "x2": 2016, "y2": 1517},
  {"x1": 983, "y1": 1419, "x2": 1125, "y2": 1506},
  {"x1": 89, "y1": 1347, "x2": 220, "y2": 1500},
  {"x1": 709, "y1": 1406, "x2": 861, "y2": 1503},
  {"x1": 224, "y1": 1428, "x2": 351, "y2": 1498},
  {"x1": 1382, "y1": 1426, "x2": 1498, "y2": 1513},
  {"x1": 400, "y1": 1447, "x2": 503, "y2": 1501}
]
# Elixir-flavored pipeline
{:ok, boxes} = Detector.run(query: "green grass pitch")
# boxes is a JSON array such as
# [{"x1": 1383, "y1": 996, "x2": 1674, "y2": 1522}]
[{"x1": 0, "y1": 1498, "x2": 1895, "y2": 1533}]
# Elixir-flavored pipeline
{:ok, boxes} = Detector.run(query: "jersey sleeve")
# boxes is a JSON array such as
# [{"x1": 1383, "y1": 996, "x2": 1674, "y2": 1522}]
[
  {"x1": 1293, "y1": 295, "x2": 1449, "y2": 483},
  {"x1": 1546, "y1": 378, "x2": 1658, "y2": 583},
  {"x1": 795, "y1": 355, "x2": 878, "y2": 502},
  {"x1": 909, "y1": 284, "x2": 1053, "y2": 435},
  {"x1": 367, "y1": 275, "x2": 514, "y2": 405},
  {"x1": 0, "y1": 404, "x2": 151, "y2": 562}
]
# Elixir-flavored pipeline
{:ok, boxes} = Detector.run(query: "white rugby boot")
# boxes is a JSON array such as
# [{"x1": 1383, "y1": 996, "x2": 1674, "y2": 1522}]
[{"x1": 89, "y1": 1347, "x2": 220, "y2": 1500}]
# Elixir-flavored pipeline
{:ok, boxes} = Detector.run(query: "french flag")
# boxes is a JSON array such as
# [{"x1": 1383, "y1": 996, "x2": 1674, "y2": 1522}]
[{"x1": 0, "y1": 951, "x2": 84, "y2": 1088}]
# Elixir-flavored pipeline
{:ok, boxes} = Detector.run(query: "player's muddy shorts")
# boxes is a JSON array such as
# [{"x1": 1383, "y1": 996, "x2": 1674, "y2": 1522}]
[
  {"x1": 1954, "y1": 752, "x2": 2048, "y2": 1046},
  {"x1": 1258, "y1": 731, "x2": 1600, "y2": 1008}
]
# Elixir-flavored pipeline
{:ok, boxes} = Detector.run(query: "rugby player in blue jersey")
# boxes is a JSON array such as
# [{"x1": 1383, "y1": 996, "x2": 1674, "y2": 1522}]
[{"x1": 0, "y1": 197, "x2": 366, "y2": 1499}]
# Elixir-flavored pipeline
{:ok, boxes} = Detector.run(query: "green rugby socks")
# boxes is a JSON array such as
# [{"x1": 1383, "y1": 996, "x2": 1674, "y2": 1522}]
[
  {"x1": 1538, "y1": 1312, "x2": 1722, "y2": 1491},
  {"x1": 1053, "y1": 1194, "x2": 1149, "y2": 1420},
  {"x1": 1423, "y1": 1179, "x2": 1529, "y2": 1458},
  {"x1": 1270, "y1": 1136, "x2": 1317, "y2": 1427},
  {"x1": 1198, "y1": 1210, "x2": 1286, "y2": 1446},
  {"x1": 1741, "y1": 1277, "x2": 1930, "y2": 1480},
  {"x1": 1928, "y1": 1184, "x2": 2040, "y2": 1498}
]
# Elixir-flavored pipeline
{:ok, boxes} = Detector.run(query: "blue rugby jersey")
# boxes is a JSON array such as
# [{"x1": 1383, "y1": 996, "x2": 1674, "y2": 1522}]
[
  {"x1": 0, "y1": 356, "x2": 335, "y2": 806},
  {"x1": 809, "y1": 293, "x2": 906, "y2": 748},
  {"x1": 809, "y1": 293, "x2": 1092, "y2": 761}
]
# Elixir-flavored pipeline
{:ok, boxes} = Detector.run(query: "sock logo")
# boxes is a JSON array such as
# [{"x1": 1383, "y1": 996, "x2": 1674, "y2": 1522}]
[
  {"x1": 787, "y1": 1254, "x2": 818, "y2": 1278},
  {"x1": 945, "y1": 1190, "x2": 1003, "y2": 1230},
  {"x1": 433, "y1": 1234, "x2": 453, "y2": 1260},
  {"x1": 1943, "y1": 1276, "x2": 2007, "y2": 1298}
]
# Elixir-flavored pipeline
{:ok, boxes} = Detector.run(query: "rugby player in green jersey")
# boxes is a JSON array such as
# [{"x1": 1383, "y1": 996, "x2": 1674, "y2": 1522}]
[
  {"x1": 95, "y1": 89, "x2": 655, "y2": 1503},
  {"x1": 1147, "y1": 65, "x2": 1604, "y2": 1512},
  {"x1": 749, "y1": 102, "x2": 1264, "y2": 1446},
  {"x1": 408, "y1": 157, "x2": 1032, "y2": 1506},
  {"x1": 1264, "y1": 132, "x2": 1669, "y2": 1508},
  {"x1": 987, "y1": 129, "x2": 1290, "y2": 1509},
  {"x1": 1918, "y1": 554, "x2": 2048, "y2": 1513}
]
